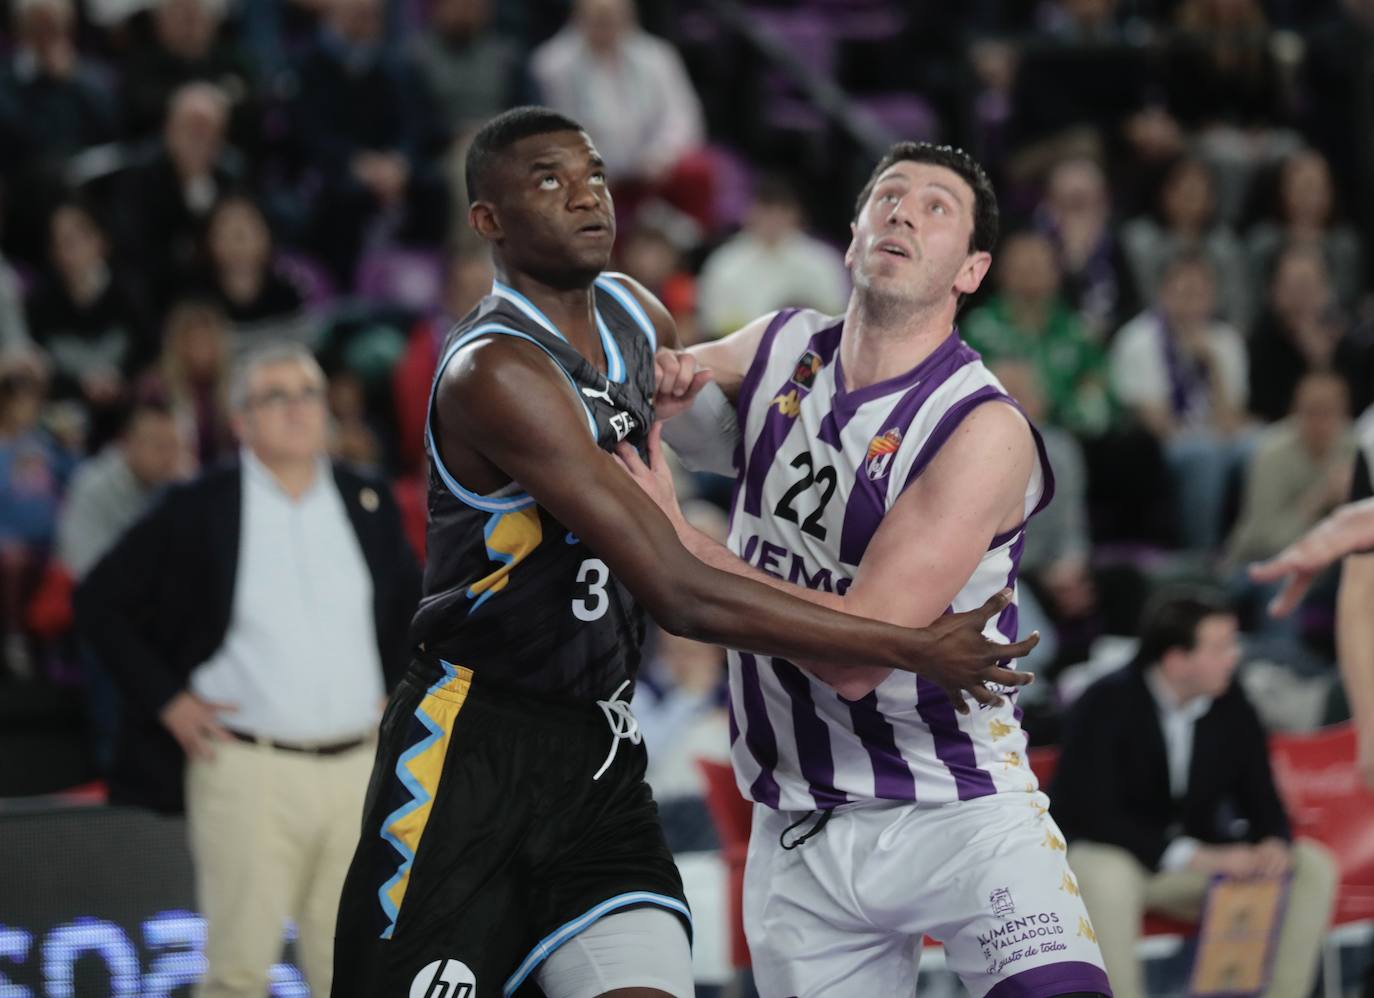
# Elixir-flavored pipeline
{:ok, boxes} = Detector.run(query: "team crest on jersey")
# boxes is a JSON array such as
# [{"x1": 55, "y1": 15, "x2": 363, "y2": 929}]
[
  {"x1": 865, "y1": 427, "x2": 903, "y2": 481},
  {"x1": 791, "y1": 350, "x2": 823, "y2": 389}
]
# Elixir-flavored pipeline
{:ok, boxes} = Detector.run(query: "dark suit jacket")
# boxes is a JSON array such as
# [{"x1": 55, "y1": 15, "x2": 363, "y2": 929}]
[
  {"x1": 75, "y1": 460, "x2": 421, "y2": 813},
  {"x1": 1049, "y1": 665, "x2": 1291, "y2": 871}
]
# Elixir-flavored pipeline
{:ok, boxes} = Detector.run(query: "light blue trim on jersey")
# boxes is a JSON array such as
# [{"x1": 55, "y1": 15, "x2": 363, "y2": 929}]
[
  {"x1": 502, "y1": 891, "x2": 693, "y2": 996},
  {"x1": 376, "y1": 674, "x2": 452, "y2": 938},
  {"x1": 465, "y1": 511, "x2": 514, "y2": 611},
  {"x1": 594, "y1": 310, "x2": 626, "y2": 383},
  {"x1": 492, "y1": 281, "x2": 566, "y2": 341},
  {"x1": 595, "y1": 274, "x2": 657, "y2": 352},
  {"x1": 426, "y1": 323, "x2": 596, "y2": 513},
  {"x1": 495, "y1": 278, "x2": 627, "y2": 382}
]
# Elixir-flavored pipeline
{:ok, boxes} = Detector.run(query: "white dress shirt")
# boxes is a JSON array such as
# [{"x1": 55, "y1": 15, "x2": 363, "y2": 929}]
[
  {"x1": 1145, "y1": 667, "x2": 1215, "y2": 872},
  {"x1": 191, "y1": 451, "x2": 384, "y2": 741}
]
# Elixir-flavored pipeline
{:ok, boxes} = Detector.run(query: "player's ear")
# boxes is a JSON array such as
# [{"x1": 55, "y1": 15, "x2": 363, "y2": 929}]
[
  {"x1": 469, "y1": 201, "x2": 503, "y2": 242},
  {"x1": 955, "y1": 250, "x2": 993, "y2": 297},
  {"x1": 844, "y1": 222, "x2": 858, "y2": 269}
]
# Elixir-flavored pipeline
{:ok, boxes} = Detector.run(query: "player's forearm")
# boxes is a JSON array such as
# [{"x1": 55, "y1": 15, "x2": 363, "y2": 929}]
[
  {"x1": 1338, "y1": 558, "x2": 1374, "y2": 737},
  {"x1": 662, "y1": 538, "x2": 924, "y2": 678},
  {"x1": 678, "y1": 526, "x2": 893, "y2": 697}
]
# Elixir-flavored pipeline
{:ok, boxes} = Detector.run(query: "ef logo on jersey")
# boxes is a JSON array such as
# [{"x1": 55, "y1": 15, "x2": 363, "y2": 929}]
[
  {"x1": 410, "y1": 959, "x2": 477, "y2": 998},
  {"x1": 865, "y1": 427, "x2": 903, "y2": 481}
]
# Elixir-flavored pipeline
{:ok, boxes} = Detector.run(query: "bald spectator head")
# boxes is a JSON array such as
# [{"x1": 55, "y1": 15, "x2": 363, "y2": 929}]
[
  {"x1": 164, "y1": 82, "x2": 228, "y2": 179},
  {"x1": 1291, "y1": 372, "x2": 1350, "y2": 459},
  {"x1": 575, "y1": 0, "x2": 634, "y2": 55}
]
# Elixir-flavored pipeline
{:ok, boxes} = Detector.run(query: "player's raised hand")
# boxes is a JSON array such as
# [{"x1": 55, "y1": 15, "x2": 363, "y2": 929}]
[
  {"x1": 653, "y1": 348, "x2": 713, "y2": 421},
  {"x1": 1249, "y1": 498, "x2": 1374, "y2": 617},
  {"x1": 914, "y1": 589, "x2": 1038, "y2": 715}
]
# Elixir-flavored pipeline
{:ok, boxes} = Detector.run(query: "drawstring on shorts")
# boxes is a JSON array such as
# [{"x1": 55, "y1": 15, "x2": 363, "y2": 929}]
[
  {"x1": 593, "y1": 678, "x2": 641, "y2": 781},
  {"x1": 779, "y1": 808, "x2": 834, "y2": 850}
]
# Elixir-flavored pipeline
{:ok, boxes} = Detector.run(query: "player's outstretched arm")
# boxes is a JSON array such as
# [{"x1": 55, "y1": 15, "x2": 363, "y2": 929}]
[
  {"x1": 618, "y1": 403, "x2": 1038, "y2": 702},
  {"x1": 1249, "y1": 497, "x2": 1374, "y2": 617},
  {"x1": 435, "y1": 337, "x2": 1033, "y2": 709}
]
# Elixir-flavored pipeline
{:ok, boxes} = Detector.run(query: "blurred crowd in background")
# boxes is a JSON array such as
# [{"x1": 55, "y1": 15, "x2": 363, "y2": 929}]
[{"x1": 3, "y1": 0, "x2": 1374, "y2": 800}]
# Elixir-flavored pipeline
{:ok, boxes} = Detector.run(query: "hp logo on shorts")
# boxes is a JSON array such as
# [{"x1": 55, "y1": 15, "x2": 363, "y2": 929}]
[{"x1": 410, "y1": 959, "x2": 477, "y2": 998}]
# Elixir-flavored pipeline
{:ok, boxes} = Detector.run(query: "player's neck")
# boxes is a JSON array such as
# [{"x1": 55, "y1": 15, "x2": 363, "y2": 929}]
[
  {"x1": 499, "y1": 271, "x2": 604, "y2": 368},
  {"x1": 839, "y1": 294, "x2": 954, "y2": 391}
]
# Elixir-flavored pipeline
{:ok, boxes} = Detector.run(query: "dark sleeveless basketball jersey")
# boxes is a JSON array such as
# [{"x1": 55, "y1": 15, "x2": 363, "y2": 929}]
[{"x1": 410, "y1": 274, "x2": 657, "y2": 699}]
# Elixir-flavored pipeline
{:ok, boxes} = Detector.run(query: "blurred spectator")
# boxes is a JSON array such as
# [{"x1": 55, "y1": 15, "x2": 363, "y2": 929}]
[
  {"x1": 391, "y1": 245, "x2": 491, "y2": 475},
  {"x1": 0, "y1": 188, "x2": 32, "y2": 352},
  {"x1": 75, "y1": 341, "x2": 421, "y2": 996},
  {"x1": 532, "y1": 0, "x2": 715, "y2": 231},
  {"x1": 1008, "y1": 0, "x2": 1182, "y2": 189},
  {"x1": 57, "y1": 399, "x2": 188, "y2": 580},
  {"x1": 410, "y1": 0, "x2": 526, "y2": 142},
  {"x1": 119, "y1": 0, "x2": 259, "y2": 149},
  {"x1": 632, "y1": 626, "x2": 728, "y2": 852},
  {"x1": 1248, "y1": 244, "x2": 1368, "y2": 423},
  {"x1": 1121, "y1": 156, "x2": 1251, "y2": 329},
  {"x1": 26, "y1": 200, "x2": 149, "y2": 436},
  {"x1": 695, "y1": 175, "x2": 847, "y2": 340},
  {"x1": 1052, "y1": 592, "x2": 1337, "y2": 998},
  {"x1": 1300, "y1": 0, "x2": 1374, "y2": 256},
  {"x1": 1035, "y1": 157, "x2": 1138, "y2": 337},
  {"x1": 139, "y1": 298, "x2": 232, "y2": 466},
  {"x1": 195, "y1": 194, "x2": 310, "y2": 341},
  {"x1": 618, "y1": 222, "x2": 696, "y2": 343},
  {"x1": 1226, "y1": 372, "x2": 1354, "y2": 647},
  {"x1": 0, "y1": 355, "x2": 72, "y2": 679},
  {"x1": 1163, "y1": 0, "x2": 1287, "y2": 131},
  {"x1": 0, "y1": 0, "x2": 118, "y2": 266},
  {"x1": 1246, "y1": 149, "x2": 1365, "y2": 314},
  {"x1": 1110, "y1": 252, "x2": 1249, "y2": 551},
  {"x1": 292, "y1": 0, "x2": 448, "y2": 285},
  {"x1": 327, "y1": 369, "x2": 382, "y2": 471},
  {"x1": 118, "y1": 82, "x2": 244, "y2": 310},
  {"x1": 56, "y1": 398, "x2": 186, "y2": 768},
  {"x1": 963, "y1": 230, "x2": 1115, "y2": 436}
]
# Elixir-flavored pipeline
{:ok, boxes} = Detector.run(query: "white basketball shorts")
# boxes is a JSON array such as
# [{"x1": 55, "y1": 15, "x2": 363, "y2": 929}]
[{"x1": 744, "y1": 792, "x2": 1112, "y2": 997}]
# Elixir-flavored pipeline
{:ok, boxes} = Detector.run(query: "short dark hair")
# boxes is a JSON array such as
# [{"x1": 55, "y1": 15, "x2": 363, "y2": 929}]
[
  {"x1": 1134, "y1": 589, "x2": 1234, "y2": 669},
  {"x1": 465, "y1": 106, "x2": 587, "y2": 204},
  {"x1": 853, "y1": 142, "x2": 999, "y2": 253}
]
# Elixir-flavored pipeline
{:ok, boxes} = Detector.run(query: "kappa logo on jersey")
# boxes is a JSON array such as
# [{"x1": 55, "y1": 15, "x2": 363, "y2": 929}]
[
  {"x1": 769, "y1": 389, "x2": 802, "y2": 418},
  {"x1": 865, "y1": 427, "x2": 903, "y2": 481},
  {"x1": 410, "y1": 959, "x2": 476, "y2": 998},
  {"x1": 791, "y1": 350, "x2": 823, "y2": 389}
]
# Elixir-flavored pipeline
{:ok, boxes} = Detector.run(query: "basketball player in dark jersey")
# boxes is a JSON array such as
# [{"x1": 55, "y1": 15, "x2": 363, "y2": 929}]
[{"x1": 331, "y1": 107, "x2": 1040, "y2": 998}]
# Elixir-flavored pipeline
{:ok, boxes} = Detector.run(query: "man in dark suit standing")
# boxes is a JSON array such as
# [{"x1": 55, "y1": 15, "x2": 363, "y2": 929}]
[
  {"x1": 76, "y1": 341, "x2": 420, "y2": 998},
  {"x1": 1051, "y1": 592, "x2": 1337, "y2": 998}
]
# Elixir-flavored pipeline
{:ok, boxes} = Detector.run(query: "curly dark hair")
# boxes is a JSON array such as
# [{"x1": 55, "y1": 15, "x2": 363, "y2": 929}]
[{"x1": 852, "y1": 142, "x2": 999, "y2": 254}]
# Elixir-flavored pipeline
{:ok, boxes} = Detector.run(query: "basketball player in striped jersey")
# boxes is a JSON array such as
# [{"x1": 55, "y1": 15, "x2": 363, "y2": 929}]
[
  {"x1": 623, "y1": 143, "x2": 1112, "y2": 996},
  {"x1": 331, "y1": 111, "x2": 1043, "y2": 998}
]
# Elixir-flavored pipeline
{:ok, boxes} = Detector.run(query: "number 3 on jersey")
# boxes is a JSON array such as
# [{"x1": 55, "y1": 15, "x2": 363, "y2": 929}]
[{"x1": 572, "y1": 558, "x2": 610, "y2": 621}]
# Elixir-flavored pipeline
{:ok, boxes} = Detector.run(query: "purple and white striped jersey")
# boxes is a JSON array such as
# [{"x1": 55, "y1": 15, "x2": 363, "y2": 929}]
[{"x1": 726, "y1": 308, "x2": 1055, "y2": 812}]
